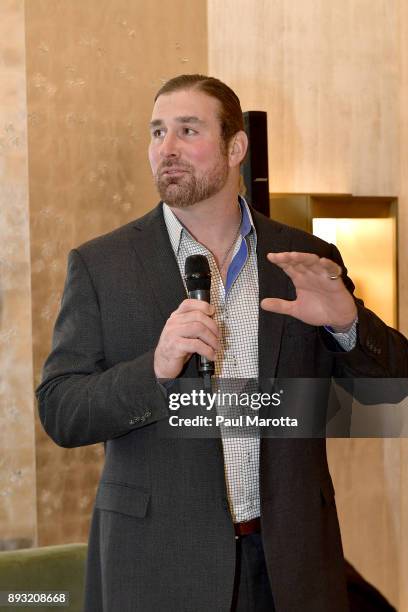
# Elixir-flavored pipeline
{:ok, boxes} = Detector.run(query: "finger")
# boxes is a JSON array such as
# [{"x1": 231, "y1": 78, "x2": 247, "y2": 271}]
[
  {"x1": 178, "y1": 321, "x2": 220, "y2": 351},
  {"x1": 319, "y1": 258, "x2": 342, "y2": 278},
  {"x1": 266, "y1": 254, "x2": 317, "y2": 281},
  {"x1": 268, "y1": 252, "x2": 343, "y2": 281},
  {"x1": 288, "y1": 258, "x2": 341, "y2": 280},
  {"x1": 260, "y1": 297, "x2": 296, "y2": 316},
  {"x1": 171, "y1": 310, "x2": 220, "y2": 338},
  {"x1": 178, "y1": 338, "x2": 217, "y2": 362},
  {"x1": 267, "y1": 252, "x2": 320, "y2": 267},
  {"x1": 177, "y1": 299, "x2": 215, "y2": 316}
]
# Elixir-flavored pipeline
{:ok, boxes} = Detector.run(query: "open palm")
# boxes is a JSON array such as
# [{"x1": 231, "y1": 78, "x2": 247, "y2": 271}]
[{"x1": 260, "y1": 252, "x2": 357, "y2": 331}]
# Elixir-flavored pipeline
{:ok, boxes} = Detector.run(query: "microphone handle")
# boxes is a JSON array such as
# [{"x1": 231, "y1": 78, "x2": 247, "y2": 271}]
[{"x1": 188, "y1": 288, "x2": 215, "y2": 377}]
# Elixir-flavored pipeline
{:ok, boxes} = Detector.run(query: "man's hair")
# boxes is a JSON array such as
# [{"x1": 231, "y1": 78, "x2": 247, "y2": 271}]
[{"x1": 154, "y1": 74, "x2": 244, "y2": 149}]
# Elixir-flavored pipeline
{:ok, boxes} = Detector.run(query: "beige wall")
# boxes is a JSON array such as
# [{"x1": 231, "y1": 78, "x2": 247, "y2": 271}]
[
  {"x1": 208, "y1": 0, "x2": 399, "y2": 197},
  {"x1": 399, "y1": 1, "x2": 408, "y2": 337},
  {"x1": 25, "y1": 0, "x2": 207, "y2": 545},
  {"x1": 23, "y1": 0, "x2": 207, "y2": 546},
  {"x1": 0, "y1": 0, "x2": 37, "y2": 550},
  {"x1": 398, "y1": 0, "x2": 408, "y2": 606},
  {"x1": 208, "y1": 0, "x2": 407, "y2": 607}
]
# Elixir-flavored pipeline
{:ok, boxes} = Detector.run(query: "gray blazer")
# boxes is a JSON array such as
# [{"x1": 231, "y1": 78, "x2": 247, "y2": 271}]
[{"x1": 37, "y1": 204, "x2": 408, "y2": 612}]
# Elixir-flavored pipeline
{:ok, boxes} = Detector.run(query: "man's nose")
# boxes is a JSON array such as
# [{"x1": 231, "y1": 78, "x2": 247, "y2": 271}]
[{"x1": 159, "y1": 132, "x2": 180, "y2": 158}]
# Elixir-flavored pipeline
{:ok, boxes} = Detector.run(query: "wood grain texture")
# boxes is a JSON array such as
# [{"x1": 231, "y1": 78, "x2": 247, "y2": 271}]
[
  {"x1": 398, "y1": 0, "x2": 408, "y2": 607},
  {"x1": 209, "y1": 1, "x2": 405, "y2": 607},
  {"x1": 0, "y1": 0, "x2": 37, "y2": 550},
  {"x1": 350, "y1": 0, "x2": 399, "y2": 196},
  {"x1": 25, "y1": 0, "x2": 207, "y2": 546},
  {"x1": 209, "y1": 0, "x2": 351, "y2": 193},
  {"x1": 399, "y1": 0, "x2": 408, "y2": 338},
  {"x1": 401, "y1": 440, "x2": 408, "y2": 610},
  {"x1": 208, "y1": 0, "x2": 398, "y2": 196},
  {"x1": 327, "y1": 438, "x2": 400, "y2": 608}
]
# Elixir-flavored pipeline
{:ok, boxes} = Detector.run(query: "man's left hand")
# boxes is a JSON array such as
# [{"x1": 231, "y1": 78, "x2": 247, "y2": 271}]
[{"x1": 260, "y1": 252, "x2": 357, "y2": 332}]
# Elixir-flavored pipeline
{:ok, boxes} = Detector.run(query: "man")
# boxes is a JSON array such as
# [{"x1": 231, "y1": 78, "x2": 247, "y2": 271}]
[{"x1": 37, "y1": 74, "x2": 408, "y2": 612}]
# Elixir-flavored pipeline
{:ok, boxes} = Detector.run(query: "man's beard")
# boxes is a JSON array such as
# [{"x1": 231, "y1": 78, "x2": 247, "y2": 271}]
[{"x1": 154, "y1": 155, "x2": 229, "y2": 209}]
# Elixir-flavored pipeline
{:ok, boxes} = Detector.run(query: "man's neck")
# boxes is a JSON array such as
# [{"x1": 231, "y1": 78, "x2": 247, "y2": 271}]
[{"x1": 168, "y1": 191, "x2": 241, "y2": 256}]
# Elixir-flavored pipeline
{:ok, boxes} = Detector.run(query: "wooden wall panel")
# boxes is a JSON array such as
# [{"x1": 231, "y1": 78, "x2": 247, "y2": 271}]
[
  {"x1": 209, "y1": 0, "x2": 354, "y2": 194},
  {"x1": 351, "y1": 1, "x2": 399, "y2": 196},
  {"x1": 0, "y1": 0, "x2": 37, "y2": 550},
  {"x1": 327, "y1": 439, "x2": 400, "y2": 608},
  {"x1": 208, "y1": 0, "x2": 399, "y2": 197},
  {"x1": 399, "y1": 0, "x2": 408, "y2": 338},
  {"x1": 398, "y1": 0, "x2": 408, "y2": 605},
  {"x1": 401, "y1": 441, "x2": 408, "y2": 610},
  {"x1": 209, "y1": 1, "x2": 406, "y2": 607},
  {"x1": 25, "y1": 0, "x2": 207, "y2": 545}
]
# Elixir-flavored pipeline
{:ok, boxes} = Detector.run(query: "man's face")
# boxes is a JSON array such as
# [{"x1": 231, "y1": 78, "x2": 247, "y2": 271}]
[{"x1": 148, "y1": 89, "x2": 229, "y2": 208}]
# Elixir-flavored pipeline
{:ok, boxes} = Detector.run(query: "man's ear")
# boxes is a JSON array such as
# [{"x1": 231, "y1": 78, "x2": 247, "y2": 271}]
[{"x1": 228, "y1": 130, "x2": 248, "y2": 167}]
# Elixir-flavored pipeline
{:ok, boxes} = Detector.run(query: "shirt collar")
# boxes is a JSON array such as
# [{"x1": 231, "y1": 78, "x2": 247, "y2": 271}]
[{"x1": 162, "y1": 195, "x2": 257, "y2": 256}]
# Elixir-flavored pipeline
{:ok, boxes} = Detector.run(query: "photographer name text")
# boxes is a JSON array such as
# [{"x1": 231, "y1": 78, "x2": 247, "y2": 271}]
[{"x1": 168, "y1": 415, "x2": 298, "y2": 427}]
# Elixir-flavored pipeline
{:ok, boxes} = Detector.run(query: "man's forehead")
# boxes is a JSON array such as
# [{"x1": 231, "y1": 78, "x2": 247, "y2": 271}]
[{"x1": 150, "y1": 89, "x2": 221, "y2": 123}]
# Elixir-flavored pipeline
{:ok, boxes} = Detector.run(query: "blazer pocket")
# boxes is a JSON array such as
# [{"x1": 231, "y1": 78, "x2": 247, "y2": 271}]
[
  {"x1": 95, "y1": 481, "x2": 150, "y2": 518},
  {"x1": 320, "y1": 476, "x2": 336, "y2": 506}
]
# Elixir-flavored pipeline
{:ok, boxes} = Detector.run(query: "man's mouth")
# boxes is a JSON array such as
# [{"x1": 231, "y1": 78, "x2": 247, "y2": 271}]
[{"x1": 160, "y1": 168, "x2": 188, "y2": 176}]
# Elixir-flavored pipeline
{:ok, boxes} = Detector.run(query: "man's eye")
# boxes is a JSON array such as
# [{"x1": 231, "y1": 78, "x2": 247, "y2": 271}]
[
  {"x1": 182, "y1": 127, "x2": 197, "y2": 135},
  {"x1": 152, "y1": 129, "x2": 164, "y2": 138}
]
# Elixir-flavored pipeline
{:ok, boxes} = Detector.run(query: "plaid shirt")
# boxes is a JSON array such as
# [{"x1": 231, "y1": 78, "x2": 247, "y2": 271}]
[{"x1": 163, "y1": 197, "x2": 356, "y2": 522}]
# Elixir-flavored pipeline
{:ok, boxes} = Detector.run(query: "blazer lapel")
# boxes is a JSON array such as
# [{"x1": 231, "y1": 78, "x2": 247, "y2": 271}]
[
  {"x1": 130, "y1": 202, "x2": 199, "y2": 377},
  {"x1": 130, "y1": 203, "x2": 293, "y2": 379},
  {"x1": 131, "y1": 203, "x2": 187, "y2": 322},
  {"x1": 132, "y1": 203, "x2": 223, "y2": 468},
  {"x1": 253, "y1": 211, "x2": 292, "y2": 379}
]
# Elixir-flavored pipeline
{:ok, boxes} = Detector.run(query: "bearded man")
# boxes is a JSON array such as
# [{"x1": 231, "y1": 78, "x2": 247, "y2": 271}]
[{"x1": 37, "y1": 74, "x2": 408, "y2": 612}]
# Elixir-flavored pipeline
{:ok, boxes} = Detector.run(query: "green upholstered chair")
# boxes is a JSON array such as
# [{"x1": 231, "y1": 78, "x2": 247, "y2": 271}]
[{"x1": 0, "y1": 543, "x2": 87, "y2": 612}]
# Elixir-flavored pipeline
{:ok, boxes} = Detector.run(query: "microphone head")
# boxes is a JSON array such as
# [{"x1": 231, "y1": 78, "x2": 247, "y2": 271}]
[{"x1": 184, "y1": 254, "x2": 211, "y2": 292}]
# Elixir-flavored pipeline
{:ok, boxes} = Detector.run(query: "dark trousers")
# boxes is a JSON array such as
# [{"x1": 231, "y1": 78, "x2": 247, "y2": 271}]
[{"x1": 230, "y1": 533, "x2": 276, "y2": 611}]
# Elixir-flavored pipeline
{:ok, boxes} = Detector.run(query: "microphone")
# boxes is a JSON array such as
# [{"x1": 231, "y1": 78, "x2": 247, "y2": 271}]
[{"x1": 184, "y1": 254, "x2": 215, "y2": 378}]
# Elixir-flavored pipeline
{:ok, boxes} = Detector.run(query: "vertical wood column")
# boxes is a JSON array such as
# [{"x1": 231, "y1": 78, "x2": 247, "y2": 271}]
[
  {"x1": 0, "y1": 0, "x2": 37, "y2": 549},
  {"x1": 398, "y1": 0, "x2": 408, "y2": 607},
  {"x1": 25, "y1": 0, "x2": 208, "y2": 545}
]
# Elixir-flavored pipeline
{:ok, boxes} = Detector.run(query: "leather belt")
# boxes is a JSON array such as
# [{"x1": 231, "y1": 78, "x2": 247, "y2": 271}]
[{"x1": 234, "y1": 517, "x2": 261, "y2": 538}]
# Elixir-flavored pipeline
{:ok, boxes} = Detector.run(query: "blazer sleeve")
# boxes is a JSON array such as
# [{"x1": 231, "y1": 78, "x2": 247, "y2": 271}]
[
  {"x1": 319, "y1": 243, "x2": 408, "y2": 384},
  {"x1": 36, "y1": 249, "x2": 169, "y2": 448}
]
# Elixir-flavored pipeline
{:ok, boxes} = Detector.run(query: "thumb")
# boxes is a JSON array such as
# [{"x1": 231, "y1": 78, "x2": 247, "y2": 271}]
[{"x1": 260, "y1": 297, "x2": 295, "y2": 315}]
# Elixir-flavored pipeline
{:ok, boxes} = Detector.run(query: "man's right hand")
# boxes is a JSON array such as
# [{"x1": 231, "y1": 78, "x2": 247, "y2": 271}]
[{"x1": 154, "y1": 299, "x2": 220, "y2": 380}]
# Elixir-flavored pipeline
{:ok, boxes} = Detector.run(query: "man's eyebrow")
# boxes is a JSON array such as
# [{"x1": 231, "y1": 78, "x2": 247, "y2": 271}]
[
  {"x1": 149, "y1": 119, "x2": 164, "y2": 129},
  {"x1": 175, "y1": 116, "x2": 205, "y2": 125},
  {"x1": 149, "y1": 116, "x2": 206, "y2": 129}
]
